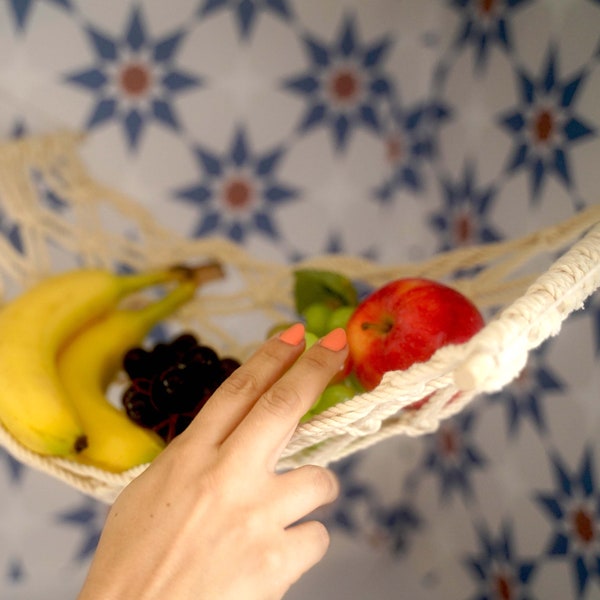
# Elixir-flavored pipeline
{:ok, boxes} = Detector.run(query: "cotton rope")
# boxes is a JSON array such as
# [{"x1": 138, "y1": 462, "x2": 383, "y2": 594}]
[{"x1": 0, "y1": 132, "x2": 598, "y2": 503}]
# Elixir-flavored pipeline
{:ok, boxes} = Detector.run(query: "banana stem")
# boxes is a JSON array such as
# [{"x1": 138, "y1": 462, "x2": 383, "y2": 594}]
[
  {"x1": 121, "y1": 262, "x2": 224, "y2": 331},
  {"x1": 118, "y1": 260, "x2": 224, "y2": 295},
  {"x1": 181, "y1": 260, "x2": 225, "y2": 287}
]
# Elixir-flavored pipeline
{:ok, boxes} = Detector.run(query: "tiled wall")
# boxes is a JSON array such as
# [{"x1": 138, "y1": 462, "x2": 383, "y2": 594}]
[{"x1": 0, "y1": 1, "x2": 599, "y2": 598}]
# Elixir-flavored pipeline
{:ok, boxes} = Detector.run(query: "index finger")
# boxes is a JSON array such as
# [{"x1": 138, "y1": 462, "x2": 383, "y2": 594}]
[
  {"x1": 184, "y1": 323, "x2": 307, "y2": 447},
  {"x1": 223, "y1": 328, "x2": 348, "y2": 469}
]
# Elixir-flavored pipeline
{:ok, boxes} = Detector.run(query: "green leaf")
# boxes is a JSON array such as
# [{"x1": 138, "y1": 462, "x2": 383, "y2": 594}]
[{"x1": 293, "y1": 269, "x2": 358, "y2": 314}]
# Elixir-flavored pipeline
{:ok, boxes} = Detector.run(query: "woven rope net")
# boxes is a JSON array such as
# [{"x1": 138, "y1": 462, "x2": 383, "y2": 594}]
[{"x1": 0, "y1": 132, "x2": 599, "y2": 503}]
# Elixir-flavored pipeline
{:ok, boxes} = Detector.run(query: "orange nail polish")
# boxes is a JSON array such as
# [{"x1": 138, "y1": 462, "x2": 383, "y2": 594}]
[
  {"x1": 319, "y1": 328, "x2": 347, "y2": 351},
  {"x1": 278, "y1": 322, "x2": 305, "y2": 346}
]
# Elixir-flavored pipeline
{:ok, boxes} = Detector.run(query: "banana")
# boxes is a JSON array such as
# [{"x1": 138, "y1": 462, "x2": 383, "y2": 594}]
[
  {"x1": 56, "y1": 272, "x2": 216, "y2": 473},
  {"x1": 0, "y1": 264, "x2": 201, "y2": 456}
]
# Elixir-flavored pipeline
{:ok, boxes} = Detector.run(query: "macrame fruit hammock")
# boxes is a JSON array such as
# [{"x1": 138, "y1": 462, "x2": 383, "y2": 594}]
[{"x1": 0, "y1": 132, "x2": 599, "y2": 503}]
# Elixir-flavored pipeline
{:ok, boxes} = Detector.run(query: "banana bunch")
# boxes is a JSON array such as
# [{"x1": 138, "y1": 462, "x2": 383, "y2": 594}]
[{"x1": 0, "y1": 261, "x2": 223, "y2": 472}]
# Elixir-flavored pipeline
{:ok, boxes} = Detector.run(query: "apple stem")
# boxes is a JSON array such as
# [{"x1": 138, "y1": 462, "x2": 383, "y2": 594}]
[{"x1": 361, "y1": 320, "x2": 393, "y2": 334}]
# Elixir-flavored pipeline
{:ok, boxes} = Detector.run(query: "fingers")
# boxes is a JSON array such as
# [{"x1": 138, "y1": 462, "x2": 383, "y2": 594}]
[
  {"x1": 185, "y1": 323, "x2": 306, "y2": 447},
  {"x1": 274, "y1": 465, "x2": 340, "y2": 528},
  {"x1": 280, "y1": 520, "x2": 332, "y2": 586},
  {"x1": 248, "y1": 520, "x2": 332, "y2": 599},
  {"x1": 225, "y1": 328, "x2": 348, "y2": 467}
]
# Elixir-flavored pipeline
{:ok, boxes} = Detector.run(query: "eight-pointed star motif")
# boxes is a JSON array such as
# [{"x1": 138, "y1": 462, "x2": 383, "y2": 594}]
[
  {"x1": 65, "y1": 7, "x2": 202, "y2": 150},
  {"x1": 176, "y1": 128, "x2": 298, "y2": 242},
  {"x1": 420, "y1": 409, "x2": 488, "y2": 503},
  {"x1": 283, "y1": 15, "x2": 394, "y2": 152},
  {"x1": 536, "y1": 448, "x2": 600, "y2": 597},
  {"x1": 448, "y1": 0, "x2": 533, "y2": 70},
  {"x1": 464, "y1": 521, "x2": 537, "y2": 600},
  {"x1": 498, "y1": 46, "x2": 595, "y2": 201},
  {"x1": 429, "y1": 161, "x2": 502, "y2": 252},
  {"x1": 375, "y1": 100, "x2": 452, "y2": 203}
]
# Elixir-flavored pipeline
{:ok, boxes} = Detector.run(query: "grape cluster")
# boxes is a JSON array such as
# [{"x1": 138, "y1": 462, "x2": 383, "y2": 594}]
[{"x1": 121, "y1": 333, "x2": 240, "y2": 443}]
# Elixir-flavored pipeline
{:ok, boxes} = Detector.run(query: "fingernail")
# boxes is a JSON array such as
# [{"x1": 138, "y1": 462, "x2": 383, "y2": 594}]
[
  {"x1": 278, "y1": 322, "x2": 305, "y2": 346},
  {"x1": 319, "y1": 328, "x2": 347, "y2": 351}
]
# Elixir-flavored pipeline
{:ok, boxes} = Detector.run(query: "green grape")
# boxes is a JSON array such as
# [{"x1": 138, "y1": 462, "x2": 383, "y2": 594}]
[
  {"x1": 266, "y1": 321, "x2": 296, "y2": 339},
  {"x1": 310, "y1": 382, "x2": 356, "y2": 417},
  {"x1": 301, "y1": 302, "x2": 333, "y2": 337},
  {"x1": 304, "y1": 331, "x2": 319, "y2": 350},
  {"x1": 326, "y1": 305, "x2": 355, "y2": 332},
  {"x1": 345, "y1": 372, "x2": 366, "y2": 393},
  {"x1": 293, "y1": 268, "x2": 358, "y2": 314}
]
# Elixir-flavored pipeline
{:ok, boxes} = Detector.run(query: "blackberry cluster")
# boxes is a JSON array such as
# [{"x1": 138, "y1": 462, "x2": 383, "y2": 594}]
[{"x1": 121, "y1": 333, "x2": 240, "y2": 443}]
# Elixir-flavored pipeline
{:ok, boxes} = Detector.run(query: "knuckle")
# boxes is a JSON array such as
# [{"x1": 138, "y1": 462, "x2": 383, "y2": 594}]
[
  {"x1": 261, "y1": 341, "x2": 287, "y2": 364},
  {"x1": 234, "y1": 511, "x2": 289, "y2": 580},
  {"x1": 218, "y1": 368, "x2": 261, "y2": 398},
  {"x1": 260, "y1": 545, "x2": 286, "y2": 575},
  {"x1": 242, "y1": 506, "x2": 267, "y2": 537},
  {"x1": 260, "y1": 383, "x2": 303, "y2": 419},
  {"x1": 304, "y1": 466, "x2": 339, "y2": 500},
  {"x1": 300, "y1": 350, "x2": 332, "y2": 373}
]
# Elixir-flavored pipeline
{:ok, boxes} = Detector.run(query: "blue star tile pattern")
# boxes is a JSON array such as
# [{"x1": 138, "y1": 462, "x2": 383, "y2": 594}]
[
  {"x1": 498, "y1": 46, "x2": 596, "y2": 201},
  {"x1": 1, "y1": 453, "x2": 27, "y2": 589},
  {"x1": 57, "y1": 497, "x2": 107, "y2": 562},
  {"x1": 7, "y1": 0, "x2": 73, "y2": 32},
  {"x1": 6, "y1": 557, "x2": 25, "y2": 583},
  {"x1": 198, "y1": 0, "x2": 293, "y2": 40},
  {"x1": 30, "y1": 169, "x2": 70, "y2": 212},
  {"x1": 463, "y1": 520, "x2": 537, "y2": 600},
  {"x1": 0, "y1": 448, "x2": 25, "y2": 483},
  {"x1": 283, "y1": 15, "x2": 394, "y2": 152},
  {"x1": 288, "y1": 233, "x2": 379, "y2": 264},
  {"x1": 1, "y1": 448, "x2": 26, "y2": 589},
  {"x1": 536, "y1": 448, "x2": 600, "y2": 597},
  {"x1": 0, "y1": 2, "x2": 600, "y2": 597},
  {"x1": 487, "y1": 342, "x2": 564, "y2": 437},
  {"x1": 1, "y1": 124, "x2": 28, "y2": 249},
  {"x1": 418, "y1": 409, "x2": 488, "y2": 503},
  {"x1": 0, "y1": 203, "x2": 24, "y2": 254},
  {"x1": 322, "y1": 455, "x2": 376, "y2": 534},
  {"x1": 65, "y1": 7, "x2": 202, "y2": 150},
  {"x1": 448, "y1": 0, "x2": 532, "y2": 71},
  {"x1": 375, "y1": 100, "x2": 452, "y2": 203},
  {"x1": 176, "y1": 127, "x2": 298, "y2": 241},
  {"x1": 583, "y1": 295, "x2": 600, "y2": 356},
  {"x1": 371, "y1": 500, "x2": 423, "y2": 555},
  {"x1": 10, "y1": 121, "x2": 27, "y2": 139},
  {"x1": 429, "y1": 161, "x2": 502, "y2": 252}
]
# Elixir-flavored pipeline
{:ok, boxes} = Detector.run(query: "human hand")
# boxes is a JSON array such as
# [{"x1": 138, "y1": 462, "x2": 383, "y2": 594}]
[{"x1": 78, "y1": 323, "x2": 347, "y2": 600}]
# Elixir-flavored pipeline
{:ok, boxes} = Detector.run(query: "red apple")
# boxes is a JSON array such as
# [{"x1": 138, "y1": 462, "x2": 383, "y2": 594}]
[{"x1": 346, "y1": 278, "x2": 485, "y2": 391}]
